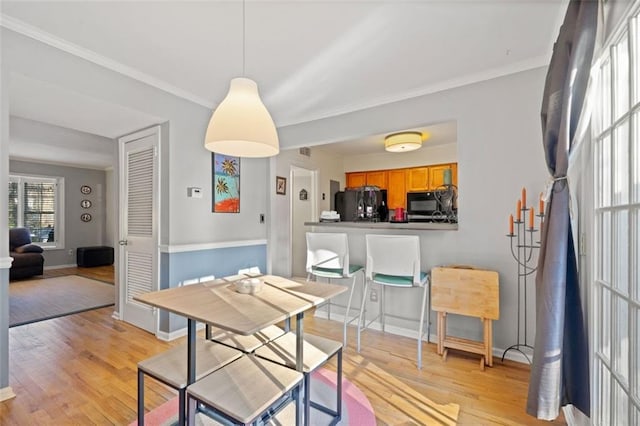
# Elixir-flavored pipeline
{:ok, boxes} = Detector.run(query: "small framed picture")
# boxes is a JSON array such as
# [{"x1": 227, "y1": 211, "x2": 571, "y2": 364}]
[{"x1": 276, "y1": 176, "x2": 286, "y2": 195}]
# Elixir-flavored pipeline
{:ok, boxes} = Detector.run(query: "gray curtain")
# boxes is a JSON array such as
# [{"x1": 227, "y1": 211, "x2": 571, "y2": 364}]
[{"x1": 527, "y1": 0, "x2": 597, "y2": 420}]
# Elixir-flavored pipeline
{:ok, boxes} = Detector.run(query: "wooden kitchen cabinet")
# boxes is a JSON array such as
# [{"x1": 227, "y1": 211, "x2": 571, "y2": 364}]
[
  {"x1": 429, "y1": 164, "x2": 457, "y2": 189},
  {"x1": 406, "y1": 167, "x2": 429, "y2": 191},
  {"x1": 387, "y1": 169, "x2": 406, "y2": 209},
  {"x1": 346, "y1": 172, "x2": 366, "y2": 188},
  {"x1": 346, "y1": 170, "x2": 388, "y2": 189},
  {"x1": 366, "y1": 171, "x2": 388, "y2": 189},
  {"x1": 347, "y1": 163, "x2": 458, "y2": 209}
]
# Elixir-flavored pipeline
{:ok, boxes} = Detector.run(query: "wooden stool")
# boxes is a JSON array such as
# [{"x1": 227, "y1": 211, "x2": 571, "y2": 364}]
[
  {"x1": 186, "y1": 354, "x2": 304, "y2": 425},
  {"x1": 431, "y1": 266, "x2": 499, "y2": 370},
  {"x1": 209, "y1": 324, "x2": 285, "y2": 353},
  {"x1": 254, "y1": 332, "x2": 343, "y2": 425},
  {"x1": 137, "y1": 339, "x2": 242, "y2": 425}
]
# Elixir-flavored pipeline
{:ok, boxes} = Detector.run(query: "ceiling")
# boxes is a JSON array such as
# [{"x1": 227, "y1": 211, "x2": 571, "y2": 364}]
[{"x1": 1, "y1": 0, "x2": 567, "y2": 163}]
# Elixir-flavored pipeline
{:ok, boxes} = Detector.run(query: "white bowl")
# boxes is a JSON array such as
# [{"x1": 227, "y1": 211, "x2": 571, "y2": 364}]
[{"x1": 234, "y1": 278, "x2": 263, "y2": 294}]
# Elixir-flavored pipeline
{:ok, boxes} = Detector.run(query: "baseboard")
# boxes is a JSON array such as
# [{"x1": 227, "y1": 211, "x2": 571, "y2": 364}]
[
  {"x1": 111, "y1": 310, "x2": 121, "y2": 320},
  {"x1": 0, "y1": 386, "x2": 16, "y2": 402},
  {"x1": 156, "y1": 323, "x2": 206, "y2": 341},
  {"x1": 314, "y1": 308, "x2": 530, "y2": 365}
]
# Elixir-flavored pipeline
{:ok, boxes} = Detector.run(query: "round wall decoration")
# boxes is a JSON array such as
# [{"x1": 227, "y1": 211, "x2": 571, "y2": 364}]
[
  {"x1": 81, "y1": 213, "x2": 92, "y2": 222},
  {"x1": 80, "y1": 185, "x2": 92, "y2": 194},
  {"x1": 81, "y1": 199, "x2": 92, "y2": 209}
]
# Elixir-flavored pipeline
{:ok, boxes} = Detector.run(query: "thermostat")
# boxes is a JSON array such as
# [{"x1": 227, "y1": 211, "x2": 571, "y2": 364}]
[{"x1": 187, "y1": 187, "x2": 203, "y2": 198}]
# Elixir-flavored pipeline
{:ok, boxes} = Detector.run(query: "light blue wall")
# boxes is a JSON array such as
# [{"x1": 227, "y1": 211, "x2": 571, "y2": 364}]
[{"x1": 159, "y1": 244, "x2": 267, "y2": 333}]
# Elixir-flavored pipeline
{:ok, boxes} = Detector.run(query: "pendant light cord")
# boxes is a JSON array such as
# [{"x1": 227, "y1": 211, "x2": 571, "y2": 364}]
[{"x1": 242, "y1": 0, "x2": 246, "y2": 76}]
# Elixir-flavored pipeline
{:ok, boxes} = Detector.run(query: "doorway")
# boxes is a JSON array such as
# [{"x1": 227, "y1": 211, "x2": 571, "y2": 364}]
[{"x1": 290, "y1": 166, "x2": 317, "y2": 278}]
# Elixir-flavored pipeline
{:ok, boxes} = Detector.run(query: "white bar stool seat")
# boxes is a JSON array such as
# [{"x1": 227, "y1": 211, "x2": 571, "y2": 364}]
[
  {"x1": 306, "y1": 232, "x2": 364, "y2": 349},
  {"x1": 358, "y1": 234, "x2": 431, "y2": 369}
]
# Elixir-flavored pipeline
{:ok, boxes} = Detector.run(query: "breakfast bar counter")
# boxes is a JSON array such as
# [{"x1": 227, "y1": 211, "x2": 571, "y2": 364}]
[{"x1": 304, "y1": 221, "x2": 458, "y2": 231}]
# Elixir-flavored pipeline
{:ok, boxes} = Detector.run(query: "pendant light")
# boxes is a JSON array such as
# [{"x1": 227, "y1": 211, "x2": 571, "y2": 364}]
[{"x1": 204, "y1": 0, "x2": 279, "y2": 158}]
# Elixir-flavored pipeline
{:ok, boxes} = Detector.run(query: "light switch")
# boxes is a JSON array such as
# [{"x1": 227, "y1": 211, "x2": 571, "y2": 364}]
[{"x1": 187, "y1": 187, "x2": 203, "y2": 198}]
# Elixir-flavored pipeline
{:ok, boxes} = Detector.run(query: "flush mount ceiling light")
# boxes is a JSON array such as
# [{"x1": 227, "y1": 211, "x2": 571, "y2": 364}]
[
  {"x1": 384, "y1": 131, "x2": 423, "y2": 153},
  {"x1": 204, "y1": 0, "x2": 279, "y2": 158}
]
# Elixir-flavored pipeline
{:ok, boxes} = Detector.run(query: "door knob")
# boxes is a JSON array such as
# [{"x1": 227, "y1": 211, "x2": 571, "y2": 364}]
[{"x1": 119, "y1": 240, "x2": 128, "y2": 246}]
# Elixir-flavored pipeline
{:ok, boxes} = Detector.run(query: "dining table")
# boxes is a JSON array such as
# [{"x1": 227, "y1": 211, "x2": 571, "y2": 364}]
[{"x1": 134, "y1": 274, "x2": 347, "y2": 423}]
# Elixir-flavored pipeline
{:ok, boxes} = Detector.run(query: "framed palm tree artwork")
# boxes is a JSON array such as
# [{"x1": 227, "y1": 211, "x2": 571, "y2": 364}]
[{"x1": 212, "y1": 153, "x2": 240, "y2": 213}]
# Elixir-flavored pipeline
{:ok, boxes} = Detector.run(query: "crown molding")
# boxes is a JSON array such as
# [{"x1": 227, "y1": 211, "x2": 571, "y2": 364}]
[
  {"x1": 2, "y1": 14, "x2": 550, "y2": 131},
  {"x1": 0, "y1": 14, "x2": 213, "y2": 109},
  {"x1": 275, "y1": 55, "x2": 550, "y2": 128}
]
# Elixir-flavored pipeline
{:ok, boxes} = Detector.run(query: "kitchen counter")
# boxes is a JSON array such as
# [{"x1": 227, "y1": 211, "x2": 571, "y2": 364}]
[{"x1": 304, "y1": 221, "x2": 458, "y2": 231}]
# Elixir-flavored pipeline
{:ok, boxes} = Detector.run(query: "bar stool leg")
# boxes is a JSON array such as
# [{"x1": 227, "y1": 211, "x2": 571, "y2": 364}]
[
  {"x1": 137, "y1": 370, "x2": 144, "y2": 426},
  {"x1": 336, "y1": 348, "x2": 343, "y2": 421},
  {"x1": 357, "y1": 280, "x2": 370, "y2": 353},
  {"x1": 343, "y1": 274, "x2": 357, "y2": 348},
  {"x1": 380, "y1": 285, "x2": 386, "y2": 333},
  {"x1": 327, "y1": 278, "x2": 332, "y2": 321},
  {"x1": 417, "y1": 283, "x2": 429, "y2": 369}
]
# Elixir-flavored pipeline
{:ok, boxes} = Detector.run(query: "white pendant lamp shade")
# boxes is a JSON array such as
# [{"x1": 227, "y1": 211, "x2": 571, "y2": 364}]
[
  {"x1": 384, "y1": 131, "x2": 422, "y2": 152},
  {"x1": 204, "y1": 78, "x2": 280, "y2": 158}
]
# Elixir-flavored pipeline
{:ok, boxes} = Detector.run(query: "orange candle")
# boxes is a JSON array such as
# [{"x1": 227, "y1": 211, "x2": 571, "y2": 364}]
[
  {"x1": 516, "y1": 199, "x2": 522, "y2": 221},
  {"x1": 509, "y1": 214, "x2": 514, "y2": 235},
  {"x1": 522, "y1": 187, "x2": 527, "y2": 209},
  {"x1": 529, "y1": 207, "x2": 534, "y2": 229},
  {"x1": 539, "y1": 192, "x2": 544, "y2": 215}
]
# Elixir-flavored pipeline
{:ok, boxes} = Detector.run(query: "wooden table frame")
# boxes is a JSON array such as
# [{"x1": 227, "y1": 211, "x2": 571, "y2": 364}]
[{"x1": 135, "y1": 274, "x2": 346, "y2": 424}]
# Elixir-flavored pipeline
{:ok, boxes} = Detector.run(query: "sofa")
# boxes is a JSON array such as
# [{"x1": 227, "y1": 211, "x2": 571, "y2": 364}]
[{"x1": 9, "y1": 227, "x2": 44, "y2": 280}]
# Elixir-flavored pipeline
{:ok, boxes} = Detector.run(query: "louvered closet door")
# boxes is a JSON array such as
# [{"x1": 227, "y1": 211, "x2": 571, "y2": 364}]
[{"x1": 120, "y1": 128, "x2": 159, "y2": 333}]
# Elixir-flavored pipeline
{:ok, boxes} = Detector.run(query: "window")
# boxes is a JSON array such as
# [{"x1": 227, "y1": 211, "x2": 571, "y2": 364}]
[
  {"x1": 8, "y1": 174, "x2": 65, "y2": 249},
  {"x1": 592, "y1": 5, "x2": 640, "y2": 425}
]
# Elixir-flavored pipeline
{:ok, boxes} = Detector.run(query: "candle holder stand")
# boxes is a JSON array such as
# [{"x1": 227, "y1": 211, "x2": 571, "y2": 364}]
[{"x1": 501, "y1": 209, "x2": 543, "y2": 364}]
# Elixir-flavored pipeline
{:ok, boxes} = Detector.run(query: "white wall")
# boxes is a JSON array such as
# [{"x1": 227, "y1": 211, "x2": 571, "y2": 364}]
[
  {"x1": 344, "y1": 142, "x2": 457, "y2": 172},
  {"x1": 2, "y1": 29, "x2": 268, "y2": 248},
  {"x1": 270, "y1": 148, "x2": 345, "y2": 276},
  {"x1": 273, "y1": 67, "x2": 549, "y2": 353}
]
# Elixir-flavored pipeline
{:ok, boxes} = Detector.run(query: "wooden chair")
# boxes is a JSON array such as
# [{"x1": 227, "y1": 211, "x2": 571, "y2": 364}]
[
  {"x1": 186, "y1": 354, "x2": 304, "y2": 425},
  {"x1": 359, "y1": 234, "x2": 430, "y2": 369},
  {"x1": 431, "y1": 266, "x2": 499, "y2": 370},
  {"x1": 254, "y1": 332, "x2": 343, "y2": 426},
  {"x1": 137, "y1": 339, "x2": 242, "y2": 425},
  {"x1": 306, "y1": 232, "x2": 364, "y2": 349}
]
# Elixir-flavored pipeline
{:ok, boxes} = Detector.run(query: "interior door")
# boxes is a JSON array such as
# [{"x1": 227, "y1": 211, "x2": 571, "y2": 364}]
[{"x1": 119, "y1": 127, "x2": 159, "y2": 333}]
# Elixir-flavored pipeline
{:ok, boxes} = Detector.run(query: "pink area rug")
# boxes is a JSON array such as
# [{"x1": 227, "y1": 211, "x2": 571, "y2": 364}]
[{"x1": 131, "y1": 368, "x2": 375, "y2": 425}]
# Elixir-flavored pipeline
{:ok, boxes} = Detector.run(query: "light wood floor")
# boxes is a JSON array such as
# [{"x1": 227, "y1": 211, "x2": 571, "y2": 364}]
[{"x1": 1, "y1": 266, "x2": 565, "y2": 425}]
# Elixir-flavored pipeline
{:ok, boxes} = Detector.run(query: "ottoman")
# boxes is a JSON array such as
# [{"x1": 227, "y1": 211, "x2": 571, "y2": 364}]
[{"x1": 77, "y1": 246, "x2": 114, "y2": 267}]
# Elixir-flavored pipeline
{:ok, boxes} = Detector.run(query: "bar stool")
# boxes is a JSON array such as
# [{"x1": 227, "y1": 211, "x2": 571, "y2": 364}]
[
  {"x1": 306, "y1": 232, "x2": 364, "y2": 348},
  {"x1": 186, "y1": 354, "x2": 304, "y2": 425},
  {"x1": 137, "y1": 339, "x2": 242, "y2": 425},
  {"x1": 358, "y1": 234, "x2": 430, "y2": 369},
  {"x1": 254, "y1": 332, "x2": 343, "y2": 426}
]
